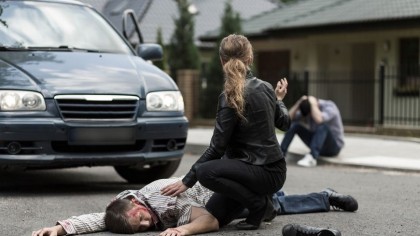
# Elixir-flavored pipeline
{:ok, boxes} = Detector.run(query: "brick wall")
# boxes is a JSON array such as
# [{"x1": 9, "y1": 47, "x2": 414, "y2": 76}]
[{"x1": 177, "y1": 69, "x2": 200, "y2": 121}]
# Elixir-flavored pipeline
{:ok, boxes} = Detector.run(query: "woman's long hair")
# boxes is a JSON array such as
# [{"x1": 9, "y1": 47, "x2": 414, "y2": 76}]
[{"x1": 219, "y1": 34, "x2": 253, "y2": 120}]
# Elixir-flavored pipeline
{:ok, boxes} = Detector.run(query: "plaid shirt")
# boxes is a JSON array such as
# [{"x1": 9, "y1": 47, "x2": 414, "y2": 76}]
[{"x1": 57, "y1": 177, "x2": 213, "y2": 235}]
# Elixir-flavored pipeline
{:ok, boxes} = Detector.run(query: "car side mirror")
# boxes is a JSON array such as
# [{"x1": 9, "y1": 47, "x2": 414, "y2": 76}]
[{"x1": 136, "y1": 44, "x2": 163, "y2": 61}]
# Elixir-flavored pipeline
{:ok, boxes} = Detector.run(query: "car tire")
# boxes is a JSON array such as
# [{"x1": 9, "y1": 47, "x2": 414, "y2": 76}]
[{"x1": 114, "y1": 159, "x2": 181, "y2": 183}]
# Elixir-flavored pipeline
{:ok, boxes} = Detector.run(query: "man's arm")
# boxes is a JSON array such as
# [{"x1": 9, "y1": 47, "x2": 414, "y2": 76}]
[
  {"x1": 289, "y1": 95, "x2": 307, "y2": 120},
  {"x1": 58, "y1": 212, "x2": 106, "y2": 234},
  {"x1": 159, "y1": 206, "x2": 219, "y2": 236},
  {"x1": 32, "y1": 212, "x2": 106, "y2": 236}
]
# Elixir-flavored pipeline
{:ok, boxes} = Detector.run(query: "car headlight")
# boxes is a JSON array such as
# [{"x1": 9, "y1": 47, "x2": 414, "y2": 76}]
[
  {"x1": 146, "y1": 91, "x2": 184, "y2": 112},
  {"x1": 0, "y1": 90, "x2": 46, "y2": 111}
]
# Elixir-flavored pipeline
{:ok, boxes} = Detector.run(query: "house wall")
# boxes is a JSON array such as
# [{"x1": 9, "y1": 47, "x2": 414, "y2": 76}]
[{"x1": 251, "y1": 28, "x2": 420, "y2": 128}]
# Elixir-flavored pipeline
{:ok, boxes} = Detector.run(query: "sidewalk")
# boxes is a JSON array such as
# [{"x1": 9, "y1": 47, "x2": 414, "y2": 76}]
[{"x1": 185, "y1": 127, "x2": 420, "y2": 172}]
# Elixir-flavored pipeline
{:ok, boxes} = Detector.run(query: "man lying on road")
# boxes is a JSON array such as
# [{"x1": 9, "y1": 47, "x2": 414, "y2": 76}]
[{"x1": 32, "y1": 176, "x2": 358, "y2": 236}]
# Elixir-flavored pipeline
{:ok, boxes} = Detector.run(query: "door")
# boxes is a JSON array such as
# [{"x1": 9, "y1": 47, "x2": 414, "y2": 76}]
[{"x1": 351, "y1": 43, "x2": 375, "y2": 125}]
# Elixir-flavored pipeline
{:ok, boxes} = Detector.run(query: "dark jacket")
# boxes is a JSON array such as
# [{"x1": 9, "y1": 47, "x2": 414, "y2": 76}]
[{"x1": 182, "y1": 74, "x2": 290, "y2": 187}]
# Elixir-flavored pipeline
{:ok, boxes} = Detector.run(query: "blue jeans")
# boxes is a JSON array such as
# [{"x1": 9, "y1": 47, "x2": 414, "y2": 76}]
[
  {"x1": 237, "y1": 190, "x2": 330, "y2": 218},
  {"x1": 272, "y1": 190, "x2": 330, "y2": 214},
  {"x1": 280, "y1": 122, "x2": 341, "y2": 159}
]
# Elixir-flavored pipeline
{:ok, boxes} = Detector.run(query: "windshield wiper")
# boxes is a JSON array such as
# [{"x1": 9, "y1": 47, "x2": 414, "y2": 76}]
[
  {"x1": 26, "y1": 46, "x2": 102, "y2": 53},
  {"x1": 27, "y1": 46, "x2": 73, "y2": 52},
  {"x1": 0, "y1": 46, "x2": 27, "y2": 51},
  {"x1": 70, "y1": 47, "x2": 102, "y2": 53}
]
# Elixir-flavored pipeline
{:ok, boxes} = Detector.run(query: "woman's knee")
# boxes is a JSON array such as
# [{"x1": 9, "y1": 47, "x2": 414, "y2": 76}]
[{"x1": 196, "y1": 163, "x2": 217, "y2": 185}]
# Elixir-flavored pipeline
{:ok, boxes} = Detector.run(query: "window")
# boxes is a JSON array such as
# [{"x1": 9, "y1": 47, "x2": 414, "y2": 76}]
[{"x1": 398, "y1": 37, "x2": 420, "y2": 96}]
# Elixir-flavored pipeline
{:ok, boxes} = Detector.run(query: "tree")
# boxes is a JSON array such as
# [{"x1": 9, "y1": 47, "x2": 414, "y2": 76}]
[
  {"x1": 168, "y1": 0, "x2": 200, "y2": 79},
  {"x1": 154, "y1": 27, "x2": 167, "y2": 71},
  {"x1": 199, "y1": 1, "x2": 242, "y2": 118}
]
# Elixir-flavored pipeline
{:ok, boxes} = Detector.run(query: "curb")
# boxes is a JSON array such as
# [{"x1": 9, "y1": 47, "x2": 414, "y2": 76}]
[{"x1": 184, "y1": 144, "x2": 420, "y2": 173}]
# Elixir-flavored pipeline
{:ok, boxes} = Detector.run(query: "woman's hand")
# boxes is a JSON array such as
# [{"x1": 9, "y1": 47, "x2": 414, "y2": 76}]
[
  {"x1": 161, "y1": 180, "x2": 188, "y2": 197},
  {"x1": 275, "y1": 78, "x2": 288, "y2": 101}
]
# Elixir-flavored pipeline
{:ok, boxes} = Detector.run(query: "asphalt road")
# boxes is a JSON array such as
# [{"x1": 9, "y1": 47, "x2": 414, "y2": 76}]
[{"x1": 1, "y1": 154, "x2": 419, "y2": 236}]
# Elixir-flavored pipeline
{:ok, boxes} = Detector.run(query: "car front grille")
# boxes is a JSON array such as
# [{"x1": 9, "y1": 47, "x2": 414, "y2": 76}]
[{"x1": 55, "y1": 95, "x2": 139, "y2": 121}]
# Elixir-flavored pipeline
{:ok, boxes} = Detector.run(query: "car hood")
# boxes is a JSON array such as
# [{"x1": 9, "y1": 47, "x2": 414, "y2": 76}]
[{"x1": 0, "y1": 51, "x2": 176, "y2": 98}]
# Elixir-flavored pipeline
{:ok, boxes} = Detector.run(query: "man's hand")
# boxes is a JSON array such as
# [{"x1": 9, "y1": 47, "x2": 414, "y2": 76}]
[
  {"x1": 307, "y1": 95, "x2": 317, "y2": 105},
  {"x1": 159, "y1": 227, "x2": 187, "y2": 236},
  {"x1": 307, "y1": 96, "x2": 323, "y2": 123},
  {"x1": 161, "y1": 180, "x2": 188, "y2": 197},
  {"x1": 32, "y1": 225, "x2": 65, "y2": 236},
  {"x1": 288, "y1": 95, "x2": 307, "y2": 120},
  {"x1": 275, "y1": 78, "x2": 288, "y2": 101},
  {"x1": 298, "y1": 95, "x2": 308, "y2": 104}
]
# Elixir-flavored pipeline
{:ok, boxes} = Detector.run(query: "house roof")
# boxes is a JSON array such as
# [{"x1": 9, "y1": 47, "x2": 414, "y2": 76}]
[
  {"x1": 80, "y1": 0, "x2": 279, "y2": 46},
  {"x1": 203, "y1": 0, "x2": 420, "y2": 39}
]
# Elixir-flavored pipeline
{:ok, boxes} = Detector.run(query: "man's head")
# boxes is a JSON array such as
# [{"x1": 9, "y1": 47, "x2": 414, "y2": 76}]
[
  {"x1": 299, "y1": 98, "x2": 311, "y2": 117},
  {"x1": 105, "y1": 198, "x2": 153, "y2": 234}
]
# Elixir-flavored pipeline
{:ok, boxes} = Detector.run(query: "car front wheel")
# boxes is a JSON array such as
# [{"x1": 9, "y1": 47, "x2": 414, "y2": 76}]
[{"x1": 114, "y1": 159, "x2": 181, "y2": 183}]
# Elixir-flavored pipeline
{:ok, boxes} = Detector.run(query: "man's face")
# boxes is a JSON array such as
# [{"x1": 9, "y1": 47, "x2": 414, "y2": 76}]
[{"x1": 126, "y1": 200, "x2": 153, "y2": 232}]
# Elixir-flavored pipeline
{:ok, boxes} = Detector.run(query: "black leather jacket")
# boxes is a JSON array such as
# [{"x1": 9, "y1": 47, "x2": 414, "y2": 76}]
[{"x1": 182, "y1": 74, "x2": 290, "y2": 187}]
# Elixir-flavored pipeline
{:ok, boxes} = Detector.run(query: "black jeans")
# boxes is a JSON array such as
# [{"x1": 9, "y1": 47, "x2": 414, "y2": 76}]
[{"x1": 196, "y1": 158, "x2": 286, "y2": 226}]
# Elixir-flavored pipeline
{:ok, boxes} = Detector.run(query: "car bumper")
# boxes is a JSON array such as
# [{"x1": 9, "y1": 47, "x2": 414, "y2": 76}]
[{"x1": 0, "y1": 116, "x2": 188, "y2": 167}]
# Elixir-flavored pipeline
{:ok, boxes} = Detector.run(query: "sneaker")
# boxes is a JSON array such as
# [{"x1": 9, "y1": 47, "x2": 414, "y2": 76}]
[
  {"x1": 282, "y1": 223, "x2": 341, "y2": 236},
  {"x1": 297, "y1": 154, "x2": 317, "y2": 167},
  {"x1": 323, "y1": 188, "x2": 358, "y2": 212}
]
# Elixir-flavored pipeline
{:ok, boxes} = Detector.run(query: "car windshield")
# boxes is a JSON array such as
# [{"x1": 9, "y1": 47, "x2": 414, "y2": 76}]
[{"x1": 0, "y1": 1, "x2": 132, "y2": 54}]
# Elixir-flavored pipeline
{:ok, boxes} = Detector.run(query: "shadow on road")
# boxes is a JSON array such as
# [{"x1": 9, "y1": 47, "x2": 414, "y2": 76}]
[{"x1": 0, "y1": 167, "x2": 142, "y2": 196}]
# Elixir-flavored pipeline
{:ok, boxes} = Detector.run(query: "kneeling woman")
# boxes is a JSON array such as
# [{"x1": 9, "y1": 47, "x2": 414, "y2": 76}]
[{"x1": 161, "y1": 34, "x2": 290, "y2": 231}]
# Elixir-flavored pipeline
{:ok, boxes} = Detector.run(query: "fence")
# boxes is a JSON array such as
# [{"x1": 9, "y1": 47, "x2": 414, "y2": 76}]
[
  {"x1": 287, "y1": 66, "x2": 420, "y2": 128},
  {"x1": 197, "y1": 66, "x2": 420, "y2": 128}
]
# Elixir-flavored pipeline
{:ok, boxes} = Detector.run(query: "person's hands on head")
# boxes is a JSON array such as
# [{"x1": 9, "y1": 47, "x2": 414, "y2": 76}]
[
  {"x1": 299, "y1": 95, "x2": 308, "y2": 103},
  {"x1": 308, "y1": 95, "x2": 317, "y2": 105},
  {"x1": 275, "y1": 78, "x2": 288, "y2": 101},
  {"x1": 160, "y1": 180, "x2": 188, "y2": 197},
  {"x1": 159, "y1": 227, "x2": 187, "y2": 236},
  {"x1": 32, "y1": 225, "x2": 65, "y2": 236}
]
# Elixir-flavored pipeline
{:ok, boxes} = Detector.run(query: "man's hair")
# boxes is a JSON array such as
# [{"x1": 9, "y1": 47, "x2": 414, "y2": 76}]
[
  {"x1": 105, "y1": 198, "x2": 136, "y2": 234},
  {"x1": 299, "y1": 99, "x2": 311, "y2": 117}
]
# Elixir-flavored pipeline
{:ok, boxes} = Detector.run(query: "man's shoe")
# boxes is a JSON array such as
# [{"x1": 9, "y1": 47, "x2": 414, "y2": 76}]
[
  {"x1": 235, "y1": 220, "x2": 259, "y2": 230},
  {"x1": 297, "y1": 154, "x2": 317, "y2": 167},
  {"x1": 323, "y1": 188, "x2": 358, "y2": 212},
  {"x1": 282, "y1": 224, "x2": 341, "y2": 236}
]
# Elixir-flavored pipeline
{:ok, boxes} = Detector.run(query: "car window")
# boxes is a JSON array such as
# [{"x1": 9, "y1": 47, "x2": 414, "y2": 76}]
[{"x1": 0, "y1": 1, "x2": 132, "y2": 54}]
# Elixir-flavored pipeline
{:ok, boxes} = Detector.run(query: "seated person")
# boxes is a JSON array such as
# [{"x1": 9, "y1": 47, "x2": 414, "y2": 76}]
[{"x1": 280, "y1": 95, "x2": 345, "y2": 167}]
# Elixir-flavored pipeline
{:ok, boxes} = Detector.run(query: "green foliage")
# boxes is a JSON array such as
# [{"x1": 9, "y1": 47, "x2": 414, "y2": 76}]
[
  {"x1": 154, "y1": 27, "x2": 166, "y2": 71},
  {"x1": 168, "y1": 0, "x2": 200, "y2": 77},
  {"x1": 199, "y1": 1, "x2": 242, "y2": 118}
]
